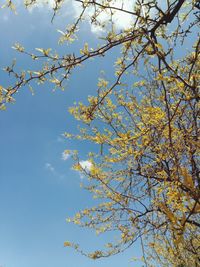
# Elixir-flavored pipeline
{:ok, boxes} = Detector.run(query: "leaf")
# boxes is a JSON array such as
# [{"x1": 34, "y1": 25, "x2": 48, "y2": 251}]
[
  {"x1": 159, "y1": 202, "x2": 177, "y2": 223},
  {"x1": 181, "y1": 167, "x2": 194, "y2": 190},
  {"x1": 64, "y1": 241, "x2": 71, "y2": 247},
  {"x1": 194, "y1": 203, "x2": 200, "y2": 213},
  {"x1": 174, "y1": 234, "x2": 183, "y2": 246}
]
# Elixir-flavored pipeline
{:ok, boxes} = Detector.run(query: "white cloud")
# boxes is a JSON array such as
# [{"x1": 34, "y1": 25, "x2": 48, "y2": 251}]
[
  {"x1": 79, "y1": 160, "x2": 92, "y2": 172},
  {"x1": 104, "y1": 0, "x2": 135, "y2": 30},
  {"x1": 45, "y1": 162, "x2": 55, "y2": 172},
  {"x1": 12, "y1": 0, "x2": 70, "y2": 15},
  {"x1": 61, "y1": 150, "x2": 70, "y2": 161},
  {"x1": 11, "y1": 0, "x2": 137, "y2": 35},
  {"x1": 73, "y1": 0, "x2": 135, "y2": 34},
  {"x1": 21, "y1": 0, "x2": 135, "y2": 34},
  {"x1": 25, "y1": 0, "x2": 57, "y2": 10},
  {"x1": 57, "y1": 135, "x2": 65, "y2": 143}
]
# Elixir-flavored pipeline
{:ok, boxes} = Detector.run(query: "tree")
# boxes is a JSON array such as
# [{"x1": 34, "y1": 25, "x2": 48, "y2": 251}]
[{"x1": 1, "y1": 0, "x2": 200, "y2": 266}]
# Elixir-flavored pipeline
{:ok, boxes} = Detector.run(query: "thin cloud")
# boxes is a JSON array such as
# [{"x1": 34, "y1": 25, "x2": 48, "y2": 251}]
[
  {"x1": 57, "y1": 136, "x2": 65, "y2": 143},
  {"x1": 45, "y1": 162, "x2": 67, "y2": 180},
  {"x1": 45, "y1": 162, "x2": 55, "y2": 173},
  {"x1": 61, "y1": 151, "x2": 70, "y2": 161}
]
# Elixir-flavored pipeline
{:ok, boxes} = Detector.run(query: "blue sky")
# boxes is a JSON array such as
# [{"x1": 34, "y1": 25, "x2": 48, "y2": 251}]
[{"x1": 0, "y1": 3, "x2": 144, "y2": 267}]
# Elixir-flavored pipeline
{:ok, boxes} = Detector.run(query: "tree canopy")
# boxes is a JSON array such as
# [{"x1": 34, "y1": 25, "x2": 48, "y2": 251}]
[{"x1": 1, "y1": 0, "x2": 200, "y2": 266}]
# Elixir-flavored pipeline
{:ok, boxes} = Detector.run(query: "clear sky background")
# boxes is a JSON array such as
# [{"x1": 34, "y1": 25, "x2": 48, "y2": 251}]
[{"x1": 0, "y1": 2, "x2": 144, "y2": 267}]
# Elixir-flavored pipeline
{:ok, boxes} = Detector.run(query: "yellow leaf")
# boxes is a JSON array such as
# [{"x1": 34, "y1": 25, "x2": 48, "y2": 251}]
[
  {"x1": 194, "y1": 203, "x2": 200, "y2": 213},
  {"x1": 159, "y1": 202, "x2": 177, "y2": 223},
  {"x1": 64, "y1": 241, "x2": 71, "y2": 247},
  {"x1": 181, "y1": 167, "x2": 194, "y2": 189},
  {"x1": 174, "y1": 234, "x2": 183, "y2": 246}
]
